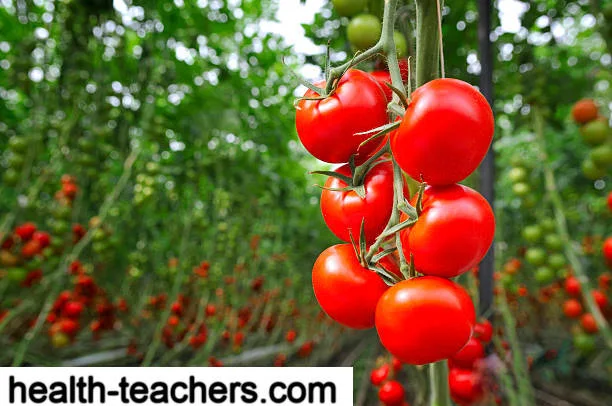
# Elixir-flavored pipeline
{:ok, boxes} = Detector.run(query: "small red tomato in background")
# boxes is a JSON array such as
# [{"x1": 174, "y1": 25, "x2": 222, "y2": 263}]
[
  {"x1": 370, "y1": 364, "x2": 390, "y2": 386},
  {"x1": 474, "y1": 320, "x2": 493, "y2": 344},
  {"x1": 32, "y1": 231, "x2": 51, "y2": 249},
  {"x1": 15, "y1": 222, "x2": 37, "y2": 241},
  {"x1": 378, "y1": 380, "x2": 405, "y2": 406},
  {"x1": 450, "y1": 337, "x2": 485, "y2": 369},
  {"x1": 21, "y1": 239, "x2": 42, "y2": 259},
  {"x1": 571, "y1": 99, "x2": 598, "y2": 124},
  {"x1": 295, "y1": 69, "x2": 388, "y2": 164},
  {"x1": 564, "y1": 276, "x2": 581, "y2": 297},
  {"x1": 580, "y1": 313, "x2": 598, "y2": 334},
  {"x1": 391, "y1": 78, "x2": 494, "y2": 185},
  {"x1": 312, "y1": 244, "x2": 389, "y2": 329},
  {"x1": 321, "y1": 161, "x2": 396, "y2": 244},
  {"x1": 400, "y1": 185, "x2": 495, "y2": 278},
  {"x1": 603, "y1": 237, "x2": 612, "y2": 267},
  {"x1": 607, "y1": 191, "x2": 612, "y2": 212},
  {"x1": 285, "y1": 330, "x2": 297, "y2": 343},
  {"x1": 592, "y1": 290, "x2": 609, "y2": 311},
  {"x1": 375, "y1": 276, "x2": 476, "y2": 365},
  {"x1": 563, "y1": 299, "x2": 583, "y2": 319}
]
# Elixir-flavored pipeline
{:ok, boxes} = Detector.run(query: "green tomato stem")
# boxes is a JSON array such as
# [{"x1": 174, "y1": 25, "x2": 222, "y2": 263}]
[
  {"x1": 428, "y1": 361, "x2": 451, "y2": 406},
  {"x1": 415, "y1": 0, "x2": 440, "y2": 87}
]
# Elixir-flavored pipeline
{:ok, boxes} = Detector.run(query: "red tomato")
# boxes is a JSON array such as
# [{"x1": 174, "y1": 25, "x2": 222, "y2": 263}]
[
  {"x1": 32, "y1": 231, "x2": 51, "y2": 249},
  {"x1": 604, "y1": 237, "x2": 612, "y2": 266},
  {"x1": 449, "y1": 368, "x2": 484, "y2": 405},
  {"x1": 391, "y1": 78, "x2": 494, "y2": 185},
  {"x1": 391, "y1": 357, "x2": 402, "y2": 372},
  {"x1": 599, "y1": 272, "x2": 611, "y2": 290},
  {"x1": 571, "y1": 99, "x2": 598, "y2": 124},
  {"x1": 21, "y1": 239, "x2": 42, "y2": 259},
  {"x1": 581, "y1": 313, "x2": 598, "y2": 334},
  {"x1": 285, "y1": 330, "x2": 297, "y2": 343},
  {"x1": 378, "y1": 380, "x2": 405, "y2": 406},
  {"x1": 450, "y1": 337, "x2": 484, "y2": 369},
  {"x1": 607, "y1": 192, "x2": 612, "y2": 212},
  {"x1": 370, "y1": 364, "x2": 390, "y2": 386},
  {"x1": 473, "y1": 320, "x2": 493, "y2": 344},
  {"x1": 375, "y1": 276, "x2": 476, "y2": 365},
  {"x1": 400, "y1": 185, "x2": 494, "y2": 278},
  {"x1": 564, "y1": 276, "x2": 581, "y2": 296},
  {"x1": 296, "y1": 69, "x2": 388, "y2": 163},
  {"x1": 321, "y1": 161, "x2": 395, "y2": 243},
  {"x1": 312, "y1": 244, "x2": 388, "y2": 329},
  {"x1": 15, "y1": 222, "x2": 37, "y2": 241},
  {"x1": 563, "y1": 299, "x2": 583, "y2": 319},
  {"x1": 592, "y1": 290, "x2": 609, "y2": 311},
  {"x1": 371, "y1": 70, "x2": 393, "y2": 101}
]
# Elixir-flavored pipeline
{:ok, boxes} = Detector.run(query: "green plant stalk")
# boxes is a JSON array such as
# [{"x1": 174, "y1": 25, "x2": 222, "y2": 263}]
[
  {"x1": 428, "y1": 361, "x2": 450, "y2": 406},
  {"x1": 413, "y1": 0, "x2": 449, "y2": 403},
  {"x1": 497, "y1": 291, "x2": 536, "y2": 404},
  {"x1": 414, "y1": 0, "x2": 440, "y2": 87},
  {"x1": 533, "y1": 107, "x2": 612, "y2": 350},
  {"x1": 325, "y1": 0, "x2": 400, "y2": 94}
]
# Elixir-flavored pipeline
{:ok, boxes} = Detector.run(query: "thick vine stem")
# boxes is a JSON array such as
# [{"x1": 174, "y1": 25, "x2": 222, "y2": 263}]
[
  {"x1": 429, "y1": 361, "x2": 451, "y2": 406},
  {"x1": 415, "y1": 0, "x2": 440, "y2": 87},
  {"x1": 325, "y1": 0, "x2": 400, "y2": 95},
  {"x1": 533, "y1": 107, "x2": 612, "y2": 350}
]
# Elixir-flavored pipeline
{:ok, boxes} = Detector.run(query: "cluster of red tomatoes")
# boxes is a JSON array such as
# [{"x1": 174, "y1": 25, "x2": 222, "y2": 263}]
[
  {"x1": 369, "y1": 356, "x2": 408, "y2": 406},
  {"x1": 296, "y1": 65, "x2": 495, "y2": 367},
  {"x1": 571, "y1": 99, "x2": 612, "y2": 180}
]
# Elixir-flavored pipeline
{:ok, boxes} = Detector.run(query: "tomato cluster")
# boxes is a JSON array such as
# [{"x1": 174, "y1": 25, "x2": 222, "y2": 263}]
[
  {"x1": 570, "y1": 99, "x2": 612, "y2": 180},
  {"x1": 369, "y1": 356, "x2": 408, "y2": 406},
  {"x1": 296, "y1": 59, "x2": 495, "y2": 368}
]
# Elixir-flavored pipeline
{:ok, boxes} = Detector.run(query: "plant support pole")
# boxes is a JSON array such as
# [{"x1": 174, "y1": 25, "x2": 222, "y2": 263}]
[{"x1": 477, "y1": 0, "x2": 495, "y2": 318}]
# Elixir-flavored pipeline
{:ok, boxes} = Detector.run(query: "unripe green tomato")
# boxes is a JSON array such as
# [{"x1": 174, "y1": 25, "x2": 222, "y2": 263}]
[
  {"x1": 332, "y1": 0, "x2": 367, "y2": 17},
  {"x1": 508, "y1": 166, "x2": 528, "y2": 183},
  {"x1": 544, "y1": 234, "x2": 563, "y2": 251},
  {"x1": 146, "y1": 161, "x2": 160, "y2": 174},
  {"x1": 7, "y1": 153, "x2": 25, "y2": 169},
  {"x1": 522, "y1": 225, "x2": 543, "y2": 243},
  {"x1": 525, "y1": 247, "x2": 547, "y2": 266},
  {"x1": 547, "y1": 253, "x2": 566, "y2": 270},
  {"x1": 7, "y1": 267, "x2": 27, "y2": 283},
  {"x1": 92, "y1": 241, "x2": 108, "y2": 254},
  {"x1": 52, "y1": 204, "x2": 72, "y2": 220},
  {"x1": 92, "y1": 228, "x2": 106, "y2": 242},
  {"x1": 512, "y1": 182, "x2": 531, "y2": 196},
  {"x1": 347, "y1": 14, "x2": 381, "y2": 50},
  {"x1": 539, "y1": 218, "x2": 556, "y2": 233},
  {"x1": 50, "y1": 220, "x2": 69, "y2": 235},
  {"x1": 3, "y1": 168, "x2": 19, "y2": 186},
  {"x1": 500, "y1": 273, "x2": 514, "y2": 288},
  {"x1": 582, "y1": 158, "x2": 606, "y2": 180},
  {"x1": 394, "y1": 31, "x2": 408, "y2": 58},
  {"x1": 580, "y1": 120, "x2": 609, "y2": 146},
  {"x1": 556, "y1": 267, "x2": 568, "y2": 279},
  {"x1": 534, "y1": 266, "x2": 555, "y2": 284},
  {"x1": 573, "y1": 333, "x2": 595, "y2": 354},
  {"x1": 51, "y1": 332, "x2": 70, "y2": 348},
  {"x1": 590, "y1": 143, "x2": 612, "y2": 168},
  {"x1": 8, "y1": 136, "x2": 28, "y2": 153}
]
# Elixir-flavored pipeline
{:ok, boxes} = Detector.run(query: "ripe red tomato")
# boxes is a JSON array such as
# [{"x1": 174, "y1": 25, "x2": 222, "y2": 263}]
[
  {"x1": 592, "y1": 290, "x2": 609, "y2": 311},
  {"x1": 603, "y1": 237, "x2": 612, "y2": 266},
  {"x1": 375, "y1": 276, "x2": 476, "y2": 365},
  {"x1": 607, "y1": 192, "x2": 612, "y2": 212},
  {"x1": 571, "y1": 99, "x2": 598, "y2": 124},
  {"x1": 400, "y1": 185, "x2": 495, "y2": 278},
  {"x1": 321, "y1": 161, "x2": 395, "y2": 243},
  {"x1": 564, "y1": 276, "x2": 581, "y2": 296},
  {"x1": 391, "y1": 78, "x2": 494, "y2": 185},
  {"x1": 371, "y1": 71, "x2": 393, "y2": 101},
  {"x1": 563, "y1": 299, "x2": 583, "y2": 319},
  {"x1": 473, "y1": 319, "x2": 493, "y2": 343},
  {"x1": 285, "y1": 330, "x2": 297, "y2": 343},
  {"x1": 448, "y1": 368, "x2": 484, "y2": 405},
  {"x1": 370, "y1": 364, "x2": 390, "y2": 386},
  {"x1": 312, "y1": 244, "x2": 388, "y2": 329},
  {"x1": 32, "y1": 231, "x2": 51, "y2": 249},
  {"x1": 296, "y1": 69, "x2": 388, "y2": 163},
  {"x1": 378, "y1": 380, "x2": 405, "y2": 406},
  {"x1": 580, "y1": 313, "x2": 598, "y2": 334},
  {"x1": 15, "y1": 222, "x2": 37, "y2": 241},
  {"x1": 21, "y1": 239, "x2": 42, "y2": 259},
  {"x1": 449, "y1": 337, "x2": 484, "y2": 369}
]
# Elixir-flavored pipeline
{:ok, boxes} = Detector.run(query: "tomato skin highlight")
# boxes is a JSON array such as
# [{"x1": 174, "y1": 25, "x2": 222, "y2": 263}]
[
  {"x1": 295, "y1": 69, "x2": 388, "y2": 164},
  {"x1": 312, "y1": 244, "x2": 389, "y2": 329},
  {"x1": 375, "y1": 276, "x2": 476, "y2": 365},
  {"x1": 391, "y1": 78, "x2": 494, "y2": 185},
  {"x1": 321, "y1": 161, "x2": 395, "y2": 244},
  {"x1": 400, "y1": 184, "x2": 495, "y2": 278}
]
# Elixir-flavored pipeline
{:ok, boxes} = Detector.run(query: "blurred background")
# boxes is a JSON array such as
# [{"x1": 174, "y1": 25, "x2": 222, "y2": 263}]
[{"x1": 0, "y1": 0, "x2": 611, "y2": 405}]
